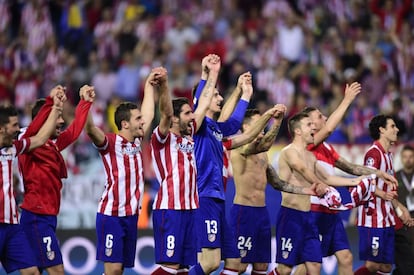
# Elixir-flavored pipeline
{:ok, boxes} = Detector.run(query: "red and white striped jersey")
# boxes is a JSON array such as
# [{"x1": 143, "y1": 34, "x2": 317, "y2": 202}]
[
  {"x1": 151, "y1": 126, "x2": 198, "y2": 210},
  {"x1": 356, "y1": 141, "x2": 397, "y2": 228},
  {"x1": 307, "y1": 142, "x2": 340, "y2": 213},
  {"x1": 222, "y1": 139, "x2": 232, "y2": 191},
  {"x1": 97, "y1": 133, "x2": 143, "y2": 217},
  {"x1": 0, "y1": 138, "x2": 30, "y2": 224}
]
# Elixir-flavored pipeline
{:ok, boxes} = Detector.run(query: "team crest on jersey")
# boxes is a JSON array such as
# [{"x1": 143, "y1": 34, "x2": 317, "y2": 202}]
[
  {"x1": 208, "y1": 234, "x2": 216, "y2": 242},
  {"x1": 166, "y1": 249, "x2": 174, "y2": 257},
  {"x1": 372, "y1": 248, "x2": 378, "y2": 257},
  {"x1": 282, "y1": 251, "x2": 289, "y2": 259},
  {"x1": 47, "y1": 251, "x2": 55, "y2": 261},
  {"x1": 240, "y1": 250, "x2": 247, "y2": 258},
  {"x1": 105, "y1": 248, "x2": 112, "y2": 257},
  {"x1": 387, "y1": 168, "x2": 394, "y2": 175},
  {"x1": 365, "y1": 157, "x2": 375, "y2": 167}
]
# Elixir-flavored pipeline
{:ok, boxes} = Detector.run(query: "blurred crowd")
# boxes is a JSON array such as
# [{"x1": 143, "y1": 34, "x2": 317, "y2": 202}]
[
  {"x1": 3, "y1": 0, "x2": 414, "y2": 228},
  {"x1": 1, "y1": 0, "x2": 414, "y2": 142}
]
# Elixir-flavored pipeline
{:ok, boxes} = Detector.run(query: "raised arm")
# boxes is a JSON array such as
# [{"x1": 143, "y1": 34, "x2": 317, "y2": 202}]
[
  {"x1": 217, "y1": 72, "x2": 249, "y2": 122},
  {"x1": 154, "y1": 67, "x2": 172, "y2": 136},
  {"x1": 192, "y1": 55, "x2": 212, "y2": 110},
  {"x1": 243, "y1": 104, "x2": 286, "y2": 155},
  {"x1": 28, "y1": 89, "x2": 66, "y2": 150},
  {"x1": 229, "y1": 106, "x2": 277, "y2": 150},
  {"x1": 193, "y1": 54, "x2": 220, "y2": 131},
  {"x1": 83, "y1": 86, "x2": 105, "y2": 146},
  {"x1": 335, "y1": 156, "x2": 398, "y2": 187},
  {"x1": 141, "y1": 66, "x2": 156, "y2": 135},
  {"x1": 313, "y1": 82, "x2": 361, "y2": 145}
]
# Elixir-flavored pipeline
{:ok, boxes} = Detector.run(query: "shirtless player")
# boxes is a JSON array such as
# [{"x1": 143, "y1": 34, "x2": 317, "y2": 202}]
[{"x1": 268, "y1": 112, "x2": 368, "y2": 275}]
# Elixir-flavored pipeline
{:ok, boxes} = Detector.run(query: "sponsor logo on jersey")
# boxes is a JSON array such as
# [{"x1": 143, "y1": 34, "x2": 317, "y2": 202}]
[
  {"x1": 177, "y1": 142, "x2": 194, "y2": 153},
  {"x1": 122, "y1": 144, "x2": 141, "y2": 155}
]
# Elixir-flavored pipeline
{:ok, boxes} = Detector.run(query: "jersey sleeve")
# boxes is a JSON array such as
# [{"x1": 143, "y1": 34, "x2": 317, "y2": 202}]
[
  {"x1": 56, "y1": 99, "x2": 93, "y2": 151},
  {"x1": 13, "y1": 138, "x2": 31, "y2": 155},
  {"x1": 192, "y1": 79, "x2": 206, "y2": 110},
  {"x1": 218, "y1": 99, "x2": 249, "y2": 136},
  {"x1": 364, "y1": 148, "x2": 382, "y2": 169},
  {"x1": 151, "y1": 127, "x2": 169, "y2": 150},
  {"x1": 222, "y1": 139, "x2": 232, "y2": 150}
]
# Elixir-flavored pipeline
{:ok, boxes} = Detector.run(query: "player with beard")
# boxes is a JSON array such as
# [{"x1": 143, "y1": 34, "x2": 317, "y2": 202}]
[
  {"x1": 0, "y1": 87, "x2": 64, "y2": 275},
  {"x1": 150, "y1": 58, "x2": 217, "y2": 275},
  {"x1": 293, "y1": 82, "x2": 398, "y2": 275},
  {"x1": 18, "y1": 85, "x2": 93, "y2": 274},
  {"x1": 84, "y1": 68, "x2": 159, "y2": 275},
  {"x1": 269, "y1": 112, "x2": 368, "y2": 275}
]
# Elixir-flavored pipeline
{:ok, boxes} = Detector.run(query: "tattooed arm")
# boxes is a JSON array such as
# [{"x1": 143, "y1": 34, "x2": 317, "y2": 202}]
[
  {"x1": 266, "y1": 164, "x2": 317, "y2": 195},
  {"x1": 240, "y1": 104, "x2": 286, "y2": 156},
  {"x1": 335, "y1": 156, "x2": 397, "y2": 187}
]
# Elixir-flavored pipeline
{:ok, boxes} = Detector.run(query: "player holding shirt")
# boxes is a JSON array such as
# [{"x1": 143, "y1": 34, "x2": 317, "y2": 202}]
[
  {"x1": 85, "y1": 68, "x2": 158, "y2": 274},
  {"x1": 189, "y1": 55, "x2": 252, "y2": 275},
  {"x1": 150, "y1": 58, "x2": 218, "y2": 275},
  {"x1": 293, "y1": 82, "x2": 397, "y2": 275},
  {"x1": 229, "y1": 105, "x2": 325, "y2": 275},
  {"x1": 351, "y1": 115, "x2": 414, "y2": 275},
  {"x1": 18, "y1": 85, "x2": 93, "y2": 274},
  {"x1": 0, "y1": 87, "x2": 64, "y2": 275},
  {"x1": 269, "y1": 112, "x2": 368, "y2": 275}
]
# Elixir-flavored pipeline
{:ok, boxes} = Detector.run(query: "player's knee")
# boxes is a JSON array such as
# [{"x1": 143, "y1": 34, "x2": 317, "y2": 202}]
[
  {"x1": 277, "y1": 264, "x2": 293, "y2": 275},
  {"x1": 45, "y1": 264, "x2": 64, "y2": 275},
  {"x1": 337, "y1": 250, "x2": 353, "y2": 267},
  {"x1": 304, "y1": 262, "x2": 321, "y2": 275},
  {"x1": 104, "y1": 264, "x2": 123, "y2": 275},
  {"x1": 238, "y1": 263, "x2": 248, "y2": 273},
  {"x1": 379, "y1": 264, "x2": 393, "y2": 273},
  {"x1": 200, "y1": 250, "x2": 221, "y2": 272},
  {"x1": 203, "y1": 259, "x2": 220, "y2": 273},
  {"x1": 19, "y1": 267, "x2": 40, "y2": 275}
]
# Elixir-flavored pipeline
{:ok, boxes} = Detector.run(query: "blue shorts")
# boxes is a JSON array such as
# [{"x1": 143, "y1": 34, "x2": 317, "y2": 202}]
[
  {"x1": 20, "y1": 210, "x2": 63, "y2": 268},
  {"x1": 96, "y1": 213, "x2": 138, "y2": 267},
  {"x1": 196, "y1": 197, "x2": 239, "y2": 259},
  {"x1": 275, "y1": 206, "x2": 322, "y2": 266},
  {"x1": 311, "y1": 211, "x2": 350, "y2": 257},
  {"x1": 0, "y1": 223, "x2": 37, "y2": 273},
  {"x1": 153, "y1": 209, "x2": 197, "y2": 266},
  {"x1": 358, "y1": 226, "x2": 394, "y2": 264},
  {"x1": 230, "y1": 204, "x2": 271, "y2": 263}
]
